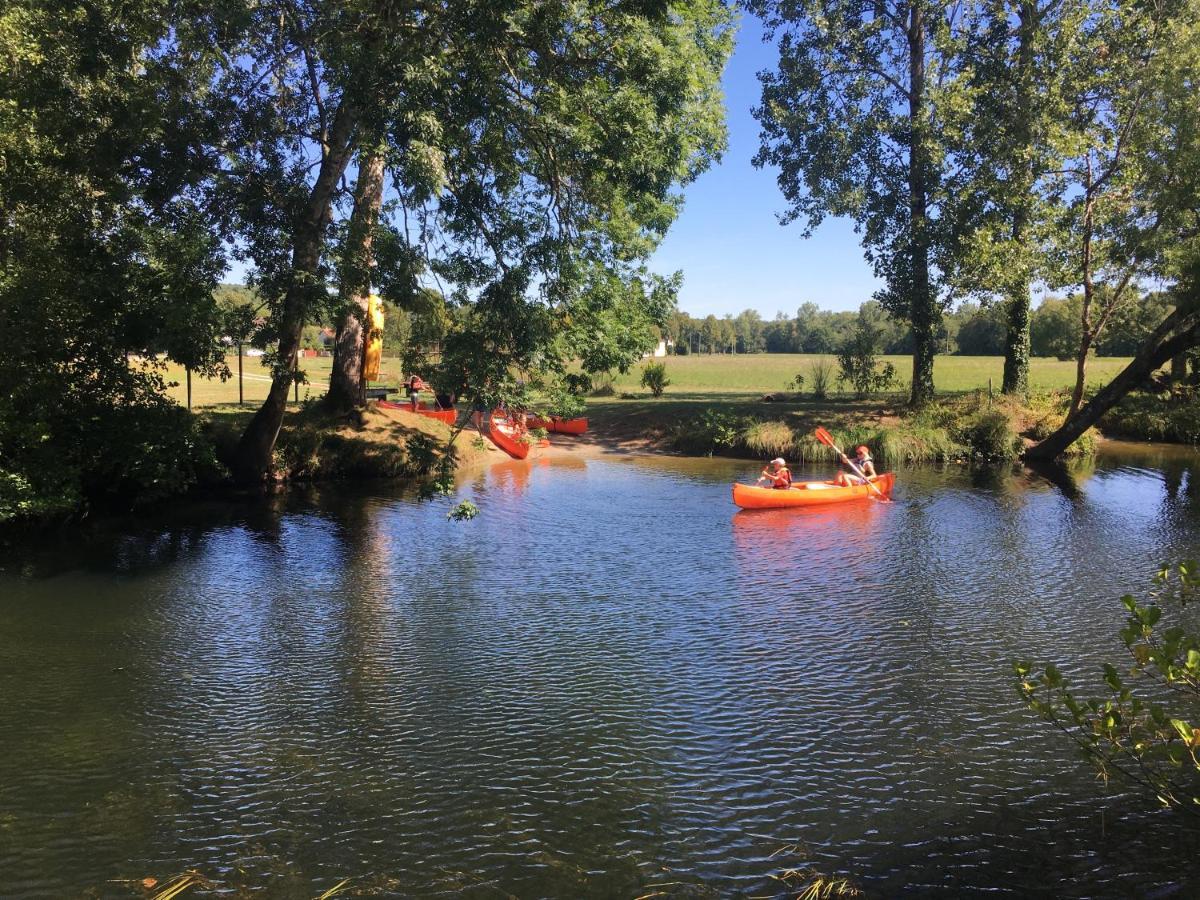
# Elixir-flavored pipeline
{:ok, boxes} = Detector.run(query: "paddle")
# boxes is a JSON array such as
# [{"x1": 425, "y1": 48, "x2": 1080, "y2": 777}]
[{"x1": 814, "y1": 426, "x2": 890, "y2": 502}]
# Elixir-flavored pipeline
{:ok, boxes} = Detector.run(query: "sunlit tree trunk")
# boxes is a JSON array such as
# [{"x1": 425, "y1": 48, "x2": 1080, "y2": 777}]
[
  {"x1": 232, "y1": 100, "x2": 357, "y2": 483},
  {"x1": 327, "y1": 149, "x2": 386, "y2": 414}
]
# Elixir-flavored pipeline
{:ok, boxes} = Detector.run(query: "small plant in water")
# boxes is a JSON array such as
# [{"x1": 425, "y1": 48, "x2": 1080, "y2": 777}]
[
  {"x1": 774, "y1": 867, "x2": 863, "y2": 900},
  {"x1": 447, "y1": 500, "x2": 479, "y2": 521}
]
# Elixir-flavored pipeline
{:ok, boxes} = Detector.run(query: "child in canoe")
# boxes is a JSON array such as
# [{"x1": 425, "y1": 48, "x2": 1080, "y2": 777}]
[
  {"x1": 833, "y1": 445, "x2": 877, "y2": 486},
  {"x1": 757, "y1": 457, "x2": 792, "y2": 489}
]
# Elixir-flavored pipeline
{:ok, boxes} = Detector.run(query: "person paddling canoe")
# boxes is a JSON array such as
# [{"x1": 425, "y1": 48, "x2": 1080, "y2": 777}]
[
  {"x1": 833, "y1": 445, "x2": 877, "y2": 486},
  {"x1": 757, "y1": 457, "x2": 792, "y2": 490}
]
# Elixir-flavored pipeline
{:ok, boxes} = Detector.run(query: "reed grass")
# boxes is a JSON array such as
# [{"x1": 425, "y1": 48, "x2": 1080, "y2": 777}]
[{"x1": 741, "y1": 419, "x2": 965, "y2": 465}]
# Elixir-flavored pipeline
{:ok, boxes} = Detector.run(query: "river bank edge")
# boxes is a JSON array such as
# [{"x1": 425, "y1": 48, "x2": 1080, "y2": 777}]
[{"x1": 2, "y1": 389, "x2": 1195, "y2": 540}]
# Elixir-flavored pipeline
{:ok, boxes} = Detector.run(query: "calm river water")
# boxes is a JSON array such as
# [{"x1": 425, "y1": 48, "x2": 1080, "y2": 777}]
[{"x1": 4, "y1": 444, "x2": 1200, "y2": 897}]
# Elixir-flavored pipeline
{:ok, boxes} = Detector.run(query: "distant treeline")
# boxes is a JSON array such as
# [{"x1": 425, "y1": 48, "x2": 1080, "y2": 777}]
[{"x1": 667, "y1": 292, "x2": 1173, "y2": 359}]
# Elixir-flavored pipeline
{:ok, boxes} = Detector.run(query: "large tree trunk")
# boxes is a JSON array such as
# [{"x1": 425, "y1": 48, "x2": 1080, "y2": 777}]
[
  {"x1": 1002, "y1": 2, "x2": 1037, "y2": 397},
  {"x1": 231, "y1": 100, "x2": 358, "y2": 483},
  {"x1": 1068, "y1": 328, "x2": 1093, "y2": 417},
  {"x1": 1171, "y1": 351, "x2": 1189, "y2": 383},
  {"x1": 1026, "y1": 306, "x2": 1200, "y2": 460},
  {"x1": 326, "y1": 150, "x2": 386, "y2": 414},
  {"x1": 907, "y1": 3, "x2": 936, "y2": 407},
  {"x1": 1002, "y1": 284, "x2": 1031, "y2": 395}
]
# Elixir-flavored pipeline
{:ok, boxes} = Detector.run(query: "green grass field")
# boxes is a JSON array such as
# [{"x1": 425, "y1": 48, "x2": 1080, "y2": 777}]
[
  {"x1": 160, "y1": 354, "x2": 406, "y2": 407},
  {"x1": 609, "y1": 353, "x2": 1131, "y2": 398},
  {"x1": 164, "y1": 351, "x2": 1131, "y2": 408}
]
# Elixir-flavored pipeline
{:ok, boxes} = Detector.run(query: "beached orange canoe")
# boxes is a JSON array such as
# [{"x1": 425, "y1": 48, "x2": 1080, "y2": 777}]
[
  {"x1": 527, "y1": 415, "x2": 588, "y2": 435},
  {"x1": 731, "y1": 473, "x2": 895, "y2": 509},
  {"x1": 379, "y1": 399, "x2": 457, "y2": 424},
  {"x1": 414, "y1": 403, "x2": 456, "y2": 424},
  {"x1": 488, "y1": 412, "x2": 531, "y2": 460}
]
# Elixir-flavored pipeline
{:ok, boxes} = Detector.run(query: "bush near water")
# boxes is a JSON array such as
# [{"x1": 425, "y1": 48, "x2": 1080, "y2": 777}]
[{"x1": 670, "y1": 392, "x2": 1097, "y2": 464}]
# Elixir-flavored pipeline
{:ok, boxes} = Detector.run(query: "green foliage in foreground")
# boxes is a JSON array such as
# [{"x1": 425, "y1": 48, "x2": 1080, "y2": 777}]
[{"x1": 1016, "y1": 563, "x2": 1200, "y2": 812}]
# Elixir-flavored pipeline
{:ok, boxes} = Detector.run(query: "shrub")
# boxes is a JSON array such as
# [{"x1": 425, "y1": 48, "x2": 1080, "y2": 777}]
[
  {"x1": 545, "y1": 385, "x2": 587, "y2": 419},
  {"x1": 837, "y1": 318, "x2": 896, "y2": 397},
  {"x1": 788, "y1": 373, "x2": 806, "y2": 392},
  {"x1": 743, "y1": 421, "x2": 795, "y2": 458},
  {"x1": 77, "y1": 398, "x2": 222, "y2": 513},
  {"x1": 1099, "y1": 392, "x2": 1200, "y2": 444},
  {"x1": 670, "y1": 410, "x2": 745, "y2": 456},
  {"x1": 640, "y1": 361, "x2": 670, "y2": 397},
  {"x1": 809, "y1": 357, "x2": 834, "y2": 400},
  {"x1": 589, "y1": 373, "x2": 617, "y2": 396},
  {"x1": 954, "y1": 410, "x2": 1022, "y2": 460}
]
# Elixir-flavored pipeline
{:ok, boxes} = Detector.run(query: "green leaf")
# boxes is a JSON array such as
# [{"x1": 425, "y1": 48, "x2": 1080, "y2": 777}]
[{"x1": 1103, "y1": 664, "x2": 1122, "y2": 692}]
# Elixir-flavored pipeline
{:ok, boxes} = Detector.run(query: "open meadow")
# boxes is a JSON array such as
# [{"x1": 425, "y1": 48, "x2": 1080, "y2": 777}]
[
  {"x1": 606, "y1": 353, "x2": 1132, "y2": 398},
  {"x1": 163, "y1": 352, "x2": 1132, "y2": 408},
  {"x1": 160, "y1": 354, "x2": 406, "y2": 407}
]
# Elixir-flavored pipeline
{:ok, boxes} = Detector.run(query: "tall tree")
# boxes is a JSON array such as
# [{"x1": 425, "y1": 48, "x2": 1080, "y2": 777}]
[
  {"x1": 1027, "y1": 0, "x2": 1200, "y2": 459},
  {"x1": 1053, "y1": 0, "x2": 1172, "y2": 418},
  {"x1": 0, "y1": 0, "x2": 232, "y2": 517},
  {"x1": 953, "y1": 0, "x2": 1080, "y2": 396},
  {"x1": 221, "y1": 0, "x2": 732, "y2": 479},
  {"x1": 222, "y1": 0, "x2": 375, "y2": 480},
  {"x1": 752, "y1": 0, "x2": 968, "y2": 405}
]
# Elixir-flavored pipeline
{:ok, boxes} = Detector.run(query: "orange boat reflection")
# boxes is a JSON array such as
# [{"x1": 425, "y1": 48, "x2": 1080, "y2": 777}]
[{"x1": 731, "y1": 500, "x2": 888, "y2": 573}]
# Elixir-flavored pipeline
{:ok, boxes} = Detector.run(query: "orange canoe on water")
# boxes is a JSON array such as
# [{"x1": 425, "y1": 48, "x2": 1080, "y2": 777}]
[{"x1": 731, "y1": 473, "x2": 895, "y2": 509}]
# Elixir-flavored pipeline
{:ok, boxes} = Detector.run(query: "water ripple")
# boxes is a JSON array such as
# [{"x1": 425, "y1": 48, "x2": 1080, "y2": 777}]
[{"x1": 3, "y1": 450, "x2": 1200, "y2": 896}]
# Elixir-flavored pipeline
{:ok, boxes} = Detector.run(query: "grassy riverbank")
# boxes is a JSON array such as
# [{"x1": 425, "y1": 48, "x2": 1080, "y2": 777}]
[
  {"x1": 584, "y1": 390, "x2": 1087, "y2": 464},
  {"x1": 170, "y1": 351, "x2": 1180, "y2": 470},
  {"x1": 198, "y1": 403, "x2": 488, "y2": 482}
]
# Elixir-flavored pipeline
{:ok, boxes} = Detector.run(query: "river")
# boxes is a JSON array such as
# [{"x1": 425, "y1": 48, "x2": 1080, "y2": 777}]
[{"x1": 3, "y1": 444, "x2": 1200, "y2": 897}]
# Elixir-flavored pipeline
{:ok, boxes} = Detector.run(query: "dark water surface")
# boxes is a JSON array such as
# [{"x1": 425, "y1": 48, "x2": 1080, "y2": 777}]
[{"x1": 4, "y1": 444, "x2": 1200, "y2": 897}]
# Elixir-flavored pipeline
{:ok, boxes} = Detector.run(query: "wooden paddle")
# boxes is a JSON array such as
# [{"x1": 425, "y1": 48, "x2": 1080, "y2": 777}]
[{"x1": 814, "y1": 426, "x2": 890, "y2": 502}]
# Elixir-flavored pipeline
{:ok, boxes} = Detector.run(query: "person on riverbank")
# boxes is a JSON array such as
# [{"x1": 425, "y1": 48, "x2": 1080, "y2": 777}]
[
  {"x1": 758, "y1": 457, "x2": 792, "y2": 489},
  {"x1": 834, "y1": 445, "x2": 876, "y2": 486}
]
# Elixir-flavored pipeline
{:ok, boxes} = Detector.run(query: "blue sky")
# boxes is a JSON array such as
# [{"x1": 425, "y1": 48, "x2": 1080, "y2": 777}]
[{"x1": 648, "y1": 13, "x2": 882, "y2": 319}]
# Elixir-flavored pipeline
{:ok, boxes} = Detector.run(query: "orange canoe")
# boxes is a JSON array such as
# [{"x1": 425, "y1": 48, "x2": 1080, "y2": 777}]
[
  {"x1": 415, "y1": 403, "x2": 457, "y2": 424},
  {"x1": 731, "y1": 473, "x2": 895, "y2": 509},
  {"x1": 488, "y1": 412, "x2": 531, "y2": 460},
  {"x1": 527, "y1": 415, "x2": 588, "y2": 435},
  {"x1": 379, "y1": 399, "x2": 457, "y2": 424}
]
